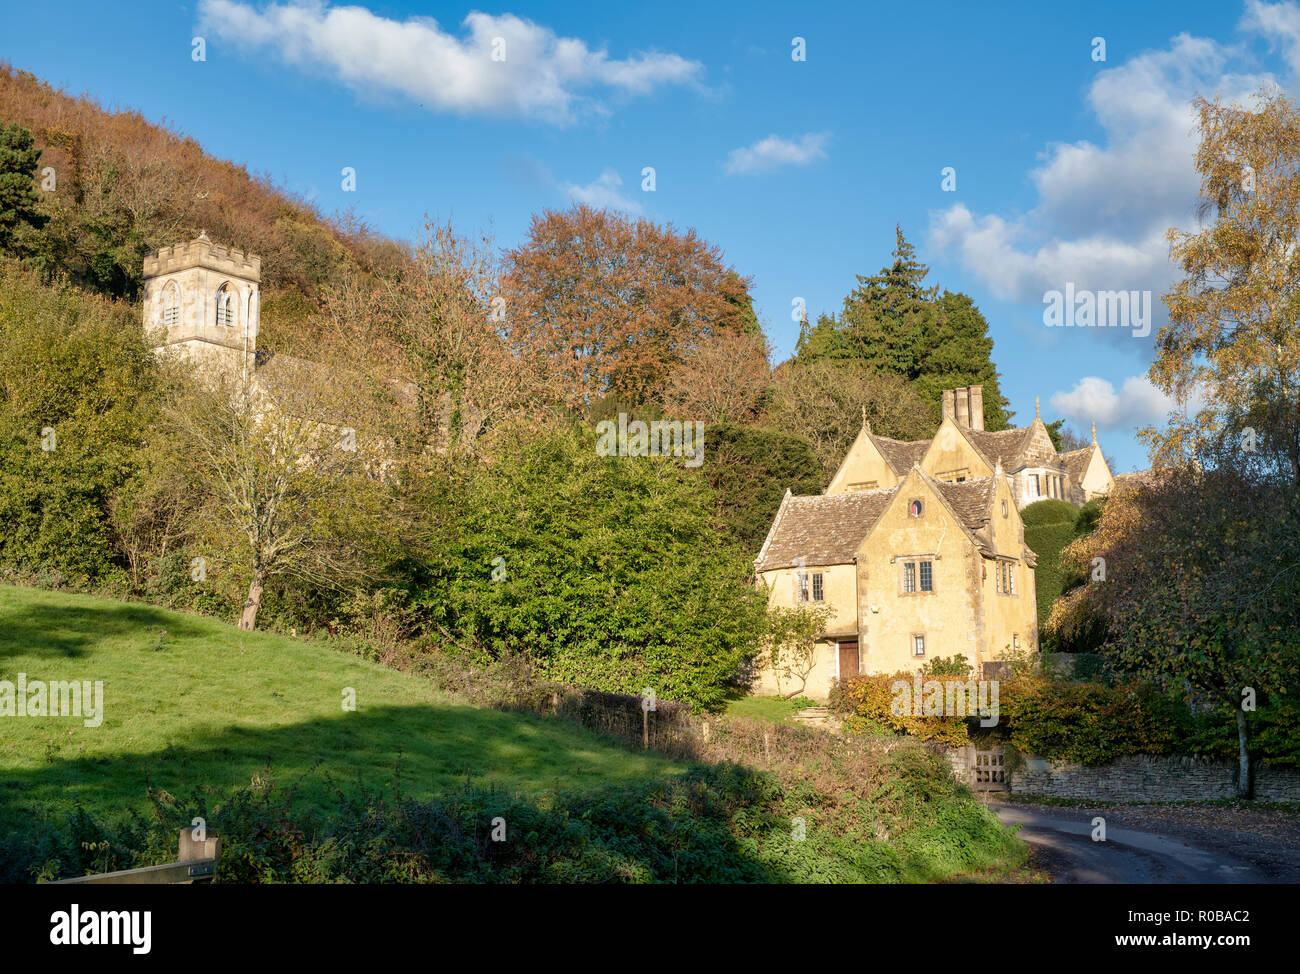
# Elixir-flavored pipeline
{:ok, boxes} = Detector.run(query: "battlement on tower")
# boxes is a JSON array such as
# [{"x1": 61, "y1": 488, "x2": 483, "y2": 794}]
[{"x1": 143, "y1": 234, "x2": 261, "y2": 282}]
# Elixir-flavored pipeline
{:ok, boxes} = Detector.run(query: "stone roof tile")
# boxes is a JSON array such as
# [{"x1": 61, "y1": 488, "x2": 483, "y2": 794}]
[{"x1": 754, "y1": 488, "x2": 895, "y2": 571}]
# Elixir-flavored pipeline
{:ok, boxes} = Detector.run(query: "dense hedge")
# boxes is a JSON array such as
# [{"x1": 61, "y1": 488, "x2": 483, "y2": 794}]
[
  {"x1": 1019, "y1": 498, "x2": 1078, "y2": 528},
  {"x1": 831, "y1": 663, "x2": 1300, "y2": 767},
  {"x1": 997, "y1": 674, "x2": 1184, "y2": 763},
  {"x1": 829, "y1": 670, "x2": 976, "y2": 746},
  {"x1": 1021, "y1": 499, "x2": 1083, "y2": 629}
]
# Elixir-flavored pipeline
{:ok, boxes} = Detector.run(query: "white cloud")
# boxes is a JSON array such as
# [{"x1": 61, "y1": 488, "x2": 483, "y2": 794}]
[
  {"x1": 724, "y1": 132, "x2": 829, "y2": 175},
  {"x1": 1050, "y1": 375, "x2": 1180, "y2": 429},
  {"x1": 561, "y1": 169, "x2": 643, "y2": 214},
  {"x1": 927, "y1": 9, "x2": 1287, "y2": 327},
  {"x1": 929, "y1": 204, "x2": 1169, "y2": 304},
  {"x1": 1242, "y1": 0, "x2": 1300, "y2": 74},
  {"x1": 196, "y1": 0, "x2": 702, "y2": 124}
]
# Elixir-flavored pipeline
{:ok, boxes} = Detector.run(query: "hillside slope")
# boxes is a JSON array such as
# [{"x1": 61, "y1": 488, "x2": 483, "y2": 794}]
[
  {"x1": 0, "y1": 63, "x2": 406, "y2": 307},
  {"x1": 0, "y1": 584, "x2": 679, "y2": 869}
]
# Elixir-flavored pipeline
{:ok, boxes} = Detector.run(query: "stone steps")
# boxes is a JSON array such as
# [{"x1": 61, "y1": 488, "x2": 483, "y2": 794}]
[{"x1": 792, "y1": 706, "x2": 842, "y2": 732}]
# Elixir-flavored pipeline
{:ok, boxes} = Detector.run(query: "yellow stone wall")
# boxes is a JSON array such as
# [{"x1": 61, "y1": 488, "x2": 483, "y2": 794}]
[
  {"x1": 752, "y1": 471, "x2": 1039, "y2": 700},
  {"x1": 853, "y1": 472, "x2": 984, "y2": 675},
  {"x1": 1077, "y1": 447, "x2": 1114, "y2": 500},
  {"x1": 754, "y1": 563, "x2": 858, "y2": 699},
  {"x1": 978, "y1": 473, "x2": 1038, "y2": 662},
  {"x1": 825, "y1": 429, "x2": 902, "y2": 494},
  {"x1": 918, "y1": 419, "x2": 993, "y2": 482}
]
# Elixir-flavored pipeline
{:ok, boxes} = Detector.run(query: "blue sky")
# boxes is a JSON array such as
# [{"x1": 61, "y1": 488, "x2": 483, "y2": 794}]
[{"x1": 0, "y1": 0, "x2": 1293, "y2": 471}]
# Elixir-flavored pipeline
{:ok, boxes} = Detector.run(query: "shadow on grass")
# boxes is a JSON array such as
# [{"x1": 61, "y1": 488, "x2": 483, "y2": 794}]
[
  {"x1": 0, "y1": 704, "x2": 792, "y2": 884},
  {"x1": 0, "y1": 595, "x2": 212, "y2": 662}
]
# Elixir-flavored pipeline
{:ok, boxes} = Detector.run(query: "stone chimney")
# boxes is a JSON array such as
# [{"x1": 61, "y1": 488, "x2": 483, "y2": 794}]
[{"x1": 940, "y1": 385, "x2": 985, "y2": 431}]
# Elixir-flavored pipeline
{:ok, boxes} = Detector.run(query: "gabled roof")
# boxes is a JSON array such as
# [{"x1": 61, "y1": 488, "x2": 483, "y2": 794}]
[
  {"x1": 1058, "y1": 444, "x2": 1096, "y2": 484},
  {"x1": 930, "y1": 475, "x2": 996, "y2": 537},
  {"x1": 871, "y1": 434, "x2": 931, "y2": 476},
  {"x1": 928, "y1": 471, "x2": 1040, "y2": 566},
  {"x1": 754, "y1": 488, "x2": 895, "y2": 572},
  {"x1": 755, "y1": 469, "x2": 1010, "y2": 572},
  {"x1": 963, "y1": 426, "x2": 1037, "y2": 469},
  {"x1": 862, "y1": 422, "x2": 1047, "y2": 479}
]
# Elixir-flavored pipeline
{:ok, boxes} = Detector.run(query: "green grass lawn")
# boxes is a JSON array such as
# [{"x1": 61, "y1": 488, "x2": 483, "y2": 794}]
[
  {"x1": 724, "y1": 693, "x2": 813, "y2": 724},
  {"x1": 0, "y1": 584, "x2": 679, "y2": 854}
]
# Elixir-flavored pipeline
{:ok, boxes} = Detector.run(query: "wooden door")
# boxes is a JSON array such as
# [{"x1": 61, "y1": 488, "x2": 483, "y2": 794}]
[{"x1": 837, "y1": 641, "x2": 859, "y2": 679}]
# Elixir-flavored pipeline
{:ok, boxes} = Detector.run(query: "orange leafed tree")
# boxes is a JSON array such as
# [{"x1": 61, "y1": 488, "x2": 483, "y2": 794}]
[{"x1": 503, "y1": 204, "x2": 755, "y2": 411}]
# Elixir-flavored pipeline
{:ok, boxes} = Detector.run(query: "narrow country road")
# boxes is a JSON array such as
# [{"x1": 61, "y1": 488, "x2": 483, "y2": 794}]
[{"x1": 992, "y1": 802, "x2": 1268, "y2": 883}]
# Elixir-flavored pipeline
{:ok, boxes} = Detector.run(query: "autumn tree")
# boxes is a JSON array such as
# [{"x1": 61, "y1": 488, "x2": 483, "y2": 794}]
[
  {"x1": 314, "y1": 219, "x2": 565, "y2": 456},
  {"x1": 1150, "y1": 88, "x2": 1300, "y2": 481},
  {"x1": 504, "y1": 204, "x2": 754, "y2": 411},
  {"x1": 0, "y1": 65, "x2": 388, "y2": 300},
  {"x1": 1050, "y1": 90, "x2": 1300, "y2": 796},
  {"x1": 656, "y1": 326, "x2": 771, "y2": 423},
  {"x1": 765, "y1": 358, "x2": 934, "y2": 476},
  {"x1": 152, "y1": 360, "x2": 406, "y2": 631},
  {"x1": 1047, "y1": 467, "x2": 1300, "y2": 797}
]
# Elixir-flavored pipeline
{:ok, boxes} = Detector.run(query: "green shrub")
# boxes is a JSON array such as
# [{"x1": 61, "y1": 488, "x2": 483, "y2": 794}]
[
  {"x1": 1019, "y1": 498, "x2": 1078, "y2": 528},
  {"x1": 998, "y1": 673, "x2": 1184, "y2": 763},
  {"x1": 0, "y1": 265, "x2": 156, "y2": 585},
  {"x1": 828, "y1": 668, "x2": 979, "y2": 747},
  {"x1": 1074, "y1": 497, "x2": 1106, "y2": 536},
  {"x1": 412, "y1": 426, "x2": 770, "y2": 709},
  {"x1": 22, "y1": 746, "x2": 1024, "y2": 884},
  {"x1": 1021, "y1": 500, "x2": 1089, "y2": 642}
]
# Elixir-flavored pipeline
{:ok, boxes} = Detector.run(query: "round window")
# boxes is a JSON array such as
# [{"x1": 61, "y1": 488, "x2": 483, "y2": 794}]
[{"x1": 909, "y1": 500, "x2": 923, "y2": 517}]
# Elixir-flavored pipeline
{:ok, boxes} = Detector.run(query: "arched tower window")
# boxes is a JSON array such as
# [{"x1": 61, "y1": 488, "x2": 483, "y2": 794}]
[
  {"x1": 160, "y1": 281, "x2": 180, "y2": 329},
  {"x1": 216, "y1": 283, "x2": 236, "y2": 328}
]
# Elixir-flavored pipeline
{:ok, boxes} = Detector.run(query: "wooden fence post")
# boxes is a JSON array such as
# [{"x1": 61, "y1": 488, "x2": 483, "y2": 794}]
[{"x1": 178, "y1": 827, "x2": 221, "y2": 879}]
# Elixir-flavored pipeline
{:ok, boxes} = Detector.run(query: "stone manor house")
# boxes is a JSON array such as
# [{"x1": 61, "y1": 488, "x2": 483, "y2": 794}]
[{"x1": 753, "y1": 384, "x2": 1115, "y2": 699}]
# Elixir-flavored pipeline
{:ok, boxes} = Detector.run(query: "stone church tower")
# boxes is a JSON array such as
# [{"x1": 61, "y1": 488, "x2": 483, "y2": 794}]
[{"x1": 142, "y1": 232, "x2": 261, "y2": 375}]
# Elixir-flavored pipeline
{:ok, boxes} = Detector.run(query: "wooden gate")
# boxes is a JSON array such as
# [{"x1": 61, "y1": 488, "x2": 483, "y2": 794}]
[{"x1": 971, "y1": 749, "x2": 1009, "y2": 792}]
